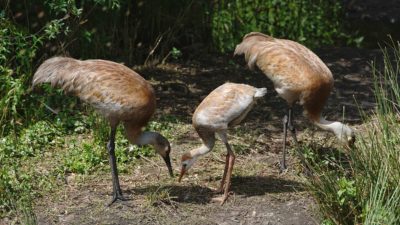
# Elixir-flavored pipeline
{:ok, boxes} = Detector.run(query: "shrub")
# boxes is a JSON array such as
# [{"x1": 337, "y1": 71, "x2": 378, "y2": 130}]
[{"x1": 211, "y1": 0, "x2": 360, "y2": 53}]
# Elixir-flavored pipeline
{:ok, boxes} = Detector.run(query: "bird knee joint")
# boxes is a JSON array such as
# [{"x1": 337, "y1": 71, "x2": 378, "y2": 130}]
[
  {"x1": 107, "y1": 142, "x2": 115, "y2": 152},
  {"x1": 283, "y1": 115, "x2": 289, "y2": 124}
]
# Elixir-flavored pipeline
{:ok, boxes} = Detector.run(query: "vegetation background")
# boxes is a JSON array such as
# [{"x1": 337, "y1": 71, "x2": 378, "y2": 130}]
[{"x1": 1, "y1": 0, "x2": 399, "y2": 224}]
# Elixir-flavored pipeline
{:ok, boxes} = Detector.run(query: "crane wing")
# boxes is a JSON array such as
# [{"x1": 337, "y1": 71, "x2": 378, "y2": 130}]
[{"x1": 193, "y1": 83, "x2": 265, "y2": 130}]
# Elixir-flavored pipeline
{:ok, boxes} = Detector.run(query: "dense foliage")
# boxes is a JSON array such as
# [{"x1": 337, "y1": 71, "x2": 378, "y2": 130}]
[{"x1": 211, "y1": 0, "x2": 360, "y2": 52}]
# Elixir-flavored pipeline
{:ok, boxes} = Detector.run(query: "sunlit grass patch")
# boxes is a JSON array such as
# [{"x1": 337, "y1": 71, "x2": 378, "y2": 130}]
[{"x1": 145, "y1": 186, "x2": 176, "y2": 207}]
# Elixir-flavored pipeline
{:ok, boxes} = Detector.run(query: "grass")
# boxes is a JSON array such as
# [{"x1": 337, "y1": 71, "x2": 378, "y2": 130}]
[
  {"x1": 145, "y1": 186, "x2": 176, "y2": 207},
  {"x1": 304, "y1": 41, "x2": 400, "y2": 225},
  {"x1": 0, "y1": 109, "x2": 184, "y2": 223}
]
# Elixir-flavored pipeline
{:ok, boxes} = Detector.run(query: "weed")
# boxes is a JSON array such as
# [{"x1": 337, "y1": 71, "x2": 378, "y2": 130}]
[
  {"x1": 63, "y1": 141, "x2": 106, "y2": 174},
  {"x1": 145, "y1": 186, "x2": 174, "y2": 207}
]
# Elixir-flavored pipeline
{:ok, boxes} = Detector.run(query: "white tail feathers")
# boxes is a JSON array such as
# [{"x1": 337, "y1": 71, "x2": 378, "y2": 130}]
[
  {"x1": 234, "y1": 32, "x2": 274, "y2": 70},
  {"x1": 255, "y1": 87, "x2": 267, "y2": 98}
]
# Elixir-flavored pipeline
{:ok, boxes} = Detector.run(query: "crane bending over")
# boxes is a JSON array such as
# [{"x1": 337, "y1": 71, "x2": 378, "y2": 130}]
[
  {"x1": 32, "y1": 57, "x2": 173, "y2": 205},
  {"x1": 234, "y1": 32, "x2": 355, "y2": 171},
  {"x1": 178, "y1": 83, "x2": 267, "y2": 205}
]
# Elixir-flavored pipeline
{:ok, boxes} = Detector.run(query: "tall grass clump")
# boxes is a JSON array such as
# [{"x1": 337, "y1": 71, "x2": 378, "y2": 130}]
[{"x1": 305, "y1": 42, "x2": 400, "y2": 224}]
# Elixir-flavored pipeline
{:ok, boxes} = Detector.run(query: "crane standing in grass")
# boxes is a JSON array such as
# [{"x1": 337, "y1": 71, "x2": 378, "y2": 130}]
[
  {"x1": 234, "y1": 32, "x2": 355, "y2": 171},
  {"x1": 32, "y1": 56, "x2": 173, "y2": 205},
  {"x1": 178, "y1": 82, "x2": 267, "y2": 205}
]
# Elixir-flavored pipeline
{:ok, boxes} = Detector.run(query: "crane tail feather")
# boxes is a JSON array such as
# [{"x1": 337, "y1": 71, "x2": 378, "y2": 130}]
[
  {"x1": 234, "y1": 32, "x2": 274, "y2": 70},
  {"x1": 254, "y1": 88, "x2": 267, "y2": 98},
  {"x1": 32, "y1": 57, "x2": 80, "y2": 91}
]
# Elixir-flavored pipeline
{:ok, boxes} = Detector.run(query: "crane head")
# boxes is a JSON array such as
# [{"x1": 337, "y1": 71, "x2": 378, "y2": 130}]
[
  {"x1": 154, "y1": 136, "x2": 174, "y2": 177},
  {"x1": 334, "y1": 123, "x2": 356, "y2": 148},
  {"x1": 348, "y1": 132, "x2": 356, "y2": 148},
  {"x1": 178, "y1": 153, "x2": 197, "y2": 182}
]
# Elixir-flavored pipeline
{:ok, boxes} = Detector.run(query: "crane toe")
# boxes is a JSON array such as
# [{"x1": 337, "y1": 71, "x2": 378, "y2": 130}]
[
  {"x1": 108, "y1": 193, "x2": 129, "y2": 206},
  {"x1": 279, "y1": 162, "x2": 288, "y2": 174},
  {"x1": 212, "y1": 186, "x2": 224, "y2": 194},
  {"x1": 211, "y1": 191, "x2": 233, "y2": 205}
]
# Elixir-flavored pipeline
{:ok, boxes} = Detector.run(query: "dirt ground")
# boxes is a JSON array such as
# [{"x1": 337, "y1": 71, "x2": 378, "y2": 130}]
[{"x1": 28, "y1": 46, "x2": 382, "y2": 225}]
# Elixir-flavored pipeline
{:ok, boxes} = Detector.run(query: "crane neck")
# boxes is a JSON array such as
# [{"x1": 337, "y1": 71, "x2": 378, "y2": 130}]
[
  {"x1": 135, "y1": 131, "x2": 162, "y2": 146},
  {"x1": 189, "y1": 144, "x2": 213, "y2": 158},
  {"x1": 314, "y1": 117, "x2": 347, "y2": 140}
]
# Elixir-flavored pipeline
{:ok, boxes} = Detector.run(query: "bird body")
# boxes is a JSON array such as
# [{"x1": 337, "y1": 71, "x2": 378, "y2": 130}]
[
  {"x1": 179, "y1": 82, "x2": 267, "y2": 205},
  {"x1": 33, "y1": 56, "x2": 173, "y2": 204},
  {"x1": 193, "y1": 82, "x2": 266, "y2": 130},
  {"x1": 32, "y1": 57, "x2": 155, "y2": 131},
  {"x1": 234, "y1": 32, "x2": 334, "y2": 120},
  {"x1": 234, "y1": 32, "x2": 354, "y2": 170}
]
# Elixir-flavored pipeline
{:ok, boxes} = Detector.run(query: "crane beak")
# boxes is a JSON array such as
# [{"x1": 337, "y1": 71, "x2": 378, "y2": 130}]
[
  {"x1": 162, "y1": 155, "x2": 174, "y2": 177},
  {"x1": 178, "y1": 165, "x2": 187, "y2": 182}
]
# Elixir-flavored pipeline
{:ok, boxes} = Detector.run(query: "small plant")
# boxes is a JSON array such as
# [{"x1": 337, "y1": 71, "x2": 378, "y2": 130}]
[
  {"x1": 337, "y1": 177, "x2": 356, "y2": 206},
  {"x1": 63, "y1": 141, "x2": 106, "y2": 174},
  {"x1": 145, "y1": 186, "x2": 174, "y2": 207},
  {"x1": 232, "y1": 143, "x2": 250, "y2": 155},
  {"x1": 171, "y1": 47, "x2": 182, "y2": 60}
]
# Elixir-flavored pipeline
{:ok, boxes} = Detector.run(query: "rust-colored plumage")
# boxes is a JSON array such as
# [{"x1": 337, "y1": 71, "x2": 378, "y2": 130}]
[
  {"x1": 178, "y1": 83, "x2": 267, "y2": 205},
  {"x1": 235, "y1": 32, "x2": 355, "y2": 170},
  {"x1": 32, "y1": 56, "x2": 173, "y2": 205}
]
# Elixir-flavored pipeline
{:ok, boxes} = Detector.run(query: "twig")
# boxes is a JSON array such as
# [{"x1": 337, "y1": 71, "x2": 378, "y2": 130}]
[
  {"x1": 140, "y1": 155, "x2": 165, "y2": 179},
  {"x1": 144, "y1": 34, "x2": 164, "y2": 65},
  {"x1": 41, "y1": 102, "x2": 59, "y2": 114}
]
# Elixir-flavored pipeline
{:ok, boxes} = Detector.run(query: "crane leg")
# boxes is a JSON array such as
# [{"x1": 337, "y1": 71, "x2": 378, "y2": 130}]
[
  {"x1": 221, "y1": 146, "x2": 235, "y2": 205},
  {"x1": 287, "y1": 108, "x2": 310, "y2": 175},
  {"x1": 280, "y1": 107, "x2": 301, "y2": 172},
  {"x1": 288, "y1": 108, "x2": 298, "y2": 144},
  {"x1": 280, "y1": 113, "x2": 289, "y2": 172},
  {"x1": 213, "y1": 133, "x2": 235, "y2": 205},
  {"x1": 107, "y1": 125, "x2": 126, "y2": 206},
  {"x1": 215, "y1": 154, "x2": 229, "y2": 193}
]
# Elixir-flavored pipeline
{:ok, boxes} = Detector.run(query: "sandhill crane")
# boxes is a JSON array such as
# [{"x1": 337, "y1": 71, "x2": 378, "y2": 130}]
[
  {"x1": 234, "y1": 32, "x2": 355, "y2": 171},
  {"x1": 32, "y1": 56, "x2": 173, "y2": 205},
  {"x1": 178, "y1": 82, "x2": 267, "y2": 205}
]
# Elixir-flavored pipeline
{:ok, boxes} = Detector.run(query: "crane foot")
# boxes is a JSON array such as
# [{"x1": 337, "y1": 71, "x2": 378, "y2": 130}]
[
  {"x1": 212, "y1": 186, "x2": 224, "y2": 194},
  {"x1": 211, "y1": 192, "x2": 233, "y2": 205},
  {"x1": 107, "y1": 193, "x2": 128, "y2": 206},
  {"x1": 279, "y1": 161, "x2": 288, "y2": 174}
]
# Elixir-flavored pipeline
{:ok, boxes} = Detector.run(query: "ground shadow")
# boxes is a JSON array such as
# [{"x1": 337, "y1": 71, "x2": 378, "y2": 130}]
[
  {"x1": 128, "y1": 184, "x2": 214, "y2": 204},
  {"x1": 128, "y1": 175, "x2": 304, "y2": 205},
  {"x1": 230, "y1": 175, "x2": 305, "y2": 196}
]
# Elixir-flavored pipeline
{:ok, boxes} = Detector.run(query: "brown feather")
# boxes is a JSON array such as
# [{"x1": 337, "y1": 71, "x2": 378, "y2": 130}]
[
  {"x1": 234, "y1": 32, "x2": 334, "y2": 122},
  {"x1": 33, "y1": 56, "x2": 156, "y2": 142}
]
